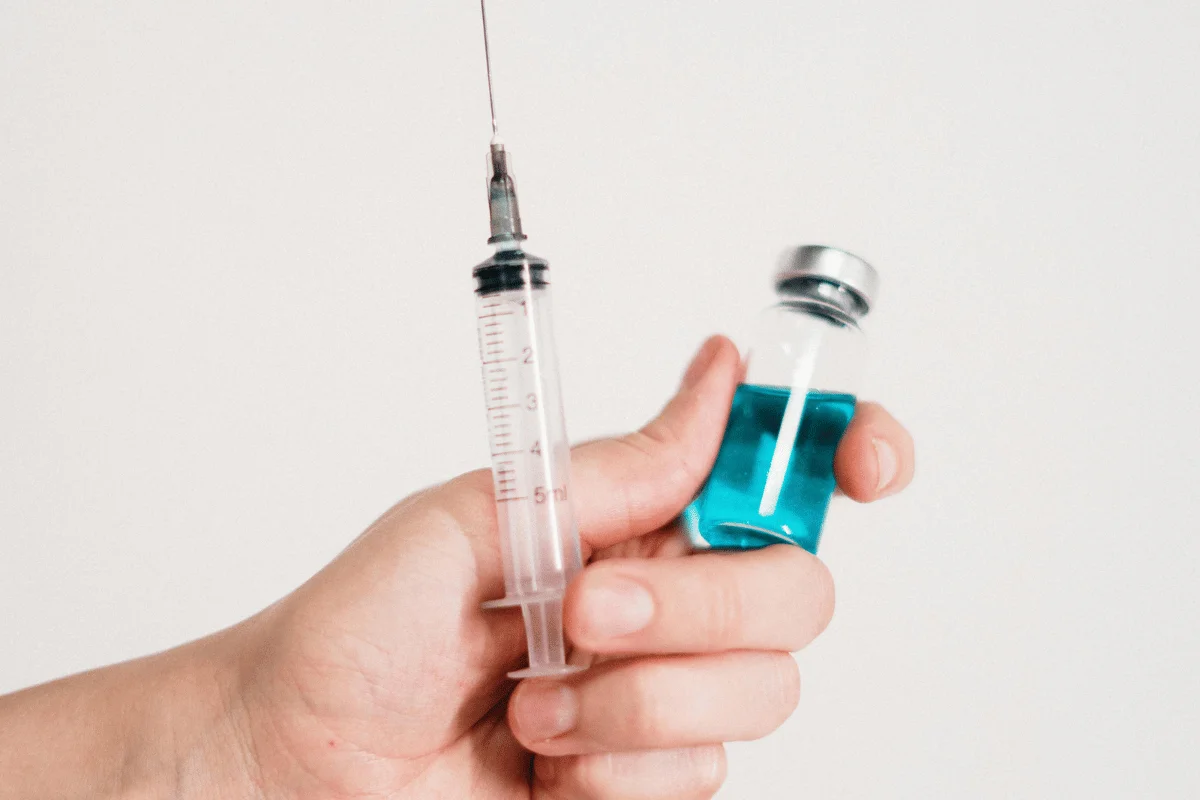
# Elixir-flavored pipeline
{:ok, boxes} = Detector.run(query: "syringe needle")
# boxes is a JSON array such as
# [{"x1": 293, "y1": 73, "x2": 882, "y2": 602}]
[
  {"x1": 480, "y1": 0, "x2": 499, "y2": 141},
  {"x1": 479, "y1": 0, "x2": 522, "y2": 245}
]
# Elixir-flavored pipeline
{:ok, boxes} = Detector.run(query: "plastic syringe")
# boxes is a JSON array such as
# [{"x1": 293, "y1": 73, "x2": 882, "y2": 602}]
[{"x1": 472, "y1": 0, "x2": 585, "y2": 679}]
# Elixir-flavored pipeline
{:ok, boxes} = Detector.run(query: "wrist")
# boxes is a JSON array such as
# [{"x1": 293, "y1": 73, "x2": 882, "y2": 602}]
[
  {"x1": 0, "y1": 623, "x2": 266, "y2": 800},
  {"x1": 130, "y1": 629, "x2": 265, "y2": 800}
]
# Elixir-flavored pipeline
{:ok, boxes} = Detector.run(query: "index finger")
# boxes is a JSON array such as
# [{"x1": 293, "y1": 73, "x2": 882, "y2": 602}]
[{"x1": 568, "y1": 336, "x2": 741, "y2": 552}]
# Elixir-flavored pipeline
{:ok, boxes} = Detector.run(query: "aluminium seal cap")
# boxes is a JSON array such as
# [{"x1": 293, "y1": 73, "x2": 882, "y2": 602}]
[{"x1": 775, "y1": 245, "x2": 880, "y2": 315}]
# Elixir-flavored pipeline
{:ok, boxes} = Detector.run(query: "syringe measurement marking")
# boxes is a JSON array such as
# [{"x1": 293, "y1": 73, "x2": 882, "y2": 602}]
[
  {"x1": 479, "y1": 305, "x2": 554, "y2": 510},
  {"x1": 495, "y1": 458, "x2": 521, "y2": 500}
]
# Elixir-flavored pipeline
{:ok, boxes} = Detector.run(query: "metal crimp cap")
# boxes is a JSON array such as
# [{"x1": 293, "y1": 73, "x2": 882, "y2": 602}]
[{"x1": 774, "y1": 245, "x2": 880, "y2": 315}]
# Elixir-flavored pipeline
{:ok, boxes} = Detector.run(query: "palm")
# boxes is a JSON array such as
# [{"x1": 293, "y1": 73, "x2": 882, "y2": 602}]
[{"x1": 243, "y1": 465, "x2": 678, "y2": 798}]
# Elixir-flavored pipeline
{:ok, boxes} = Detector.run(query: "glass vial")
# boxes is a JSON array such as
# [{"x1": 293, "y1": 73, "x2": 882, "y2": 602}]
[{"x1": 683, "y1": 245, "x2": 880, "y2": 554}]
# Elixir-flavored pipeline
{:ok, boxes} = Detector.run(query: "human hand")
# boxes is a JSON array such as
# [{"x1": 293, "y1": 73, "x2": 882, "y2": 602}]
[
  {"x1": 0, "y1": 336, "x2": 914, "y2": 800},
  {"x1": 224, "y1": 335, "x2": 913, "y2": 798}
]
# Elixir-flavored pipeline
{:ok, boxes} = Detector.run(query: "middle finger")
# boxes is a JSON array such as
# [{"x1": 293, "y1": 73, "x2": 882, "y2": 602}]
[{"x1": 563, "y1": 544, "x2": 834, "y2": 656}]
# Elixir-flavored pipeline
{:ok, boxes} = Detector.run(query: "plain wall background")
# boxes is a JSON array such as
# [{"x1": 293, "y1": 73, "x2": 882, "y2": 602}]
[{"x1": 3, "y1": 2, "x2": 1198, "y2": 797}]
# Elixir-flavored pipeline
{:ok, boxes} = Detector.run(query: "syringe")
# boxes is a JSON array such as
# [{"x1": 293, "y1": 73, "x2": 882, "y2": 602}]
[{"x1": 473, "y1": 0, "x2": 585, "y2": 679}]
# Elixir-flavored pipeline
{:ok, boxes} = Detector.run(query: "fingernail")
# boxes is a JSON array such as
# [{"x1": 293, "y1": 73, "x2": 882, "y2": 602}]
[
  {"x1": 873, "y1": 438, "x2": 898, "y2": 494},
  {"x1": 580, "y1": 574, "x2": 655, "y2": 641},
  {"x1": 516, "y1": 682, "x2": 579, "y2": 742},
  {"x1": 681, "y1": 338, "x2": 719, "y2": 390}
]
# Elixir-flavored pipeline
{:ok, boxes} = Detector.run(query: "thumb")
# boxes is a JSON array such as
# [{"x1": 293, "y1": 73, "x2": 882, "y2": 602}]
[{"x1": 569, "y1": 335, "x2": 741, "y2": 552}]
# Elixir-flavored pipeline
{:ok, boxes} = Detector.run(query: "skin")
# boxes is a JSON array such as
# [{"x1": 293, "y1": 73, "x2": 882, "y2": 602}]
[{"x1": 0, "y1": 336, "x2": 914, "y2": 799}]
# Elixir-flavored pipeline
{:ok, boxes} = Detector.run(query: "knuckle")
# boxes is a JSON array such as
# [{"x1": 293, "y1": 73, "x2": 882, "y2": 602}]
[
  {"x1": 772, "y1": 654, "x2": 802, "y2": 716},
  {"x1": 702, "y1": 568, "x2": 745, "y2": 649},
  {"x1": 744, "y1": 654, "x2": 800, "y2": 739},
  {"x1": 810, "y1": 557, "x2": 837, "y2": 639},
  {"x1": 777, "y1": 550, "x2": 836, "y2": 651},
  {"x1": 690, "y1": 745, "x2": 728, "y2": 797},
  {"x1": 569, "y1": 753, "x2": 614, "y2": 796},
  {"x1": 620, "y1": 665, "x2": 672, "y2": 744},
  {"x1": 612, "y1": 432, "x2": 692, "y2": 531},
  {"x1": 565, "y1": 747, "x2": 726, "y2": 800},
  {"x1": 532, "y1": 754, "x2": 570, "y2": 793},
  {"x1": 632, "y1": 419, "x2": 706, "y2": 495}
]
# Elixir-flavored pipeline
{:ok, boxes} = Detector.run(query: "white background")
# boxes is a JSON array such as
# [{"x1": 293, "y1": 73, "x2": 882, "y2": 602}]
[{"x1": 3, "y1": 2, "x2": 1199, "y2": 797}]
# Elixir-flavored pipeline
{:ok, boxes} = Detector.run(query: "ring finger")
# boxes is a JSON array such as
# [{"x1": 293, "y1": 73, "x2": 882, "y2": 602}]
[{"x1": 509, "y1": 650, "x2": 800, "y2": 756}]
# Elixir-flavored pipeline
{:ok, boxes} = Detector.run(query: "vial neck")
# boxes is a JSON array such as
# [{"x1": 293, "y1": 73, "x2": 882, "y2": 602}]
[{"x1": 777, "y1": 278, "x2": 868, "y2": 322}]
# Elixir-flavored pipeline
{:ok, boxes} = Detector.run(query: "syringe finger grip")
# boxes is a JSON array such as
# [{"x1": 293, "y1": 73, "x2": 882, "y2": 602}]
[{"x1": 506, "y1": 598, "x2": 586, "y2": 679}]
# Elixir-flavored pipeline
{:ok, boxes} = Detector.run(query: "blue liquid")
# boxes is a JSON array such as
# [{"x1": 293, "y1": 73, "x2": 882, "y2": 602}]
[{"x1": 684, "y1": 385, "x2": 856, "y2": 553}]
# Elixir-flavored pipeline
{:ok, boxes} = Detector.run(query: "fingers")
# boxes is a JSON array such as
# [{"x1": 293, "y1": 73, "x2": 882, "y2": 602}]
[
  {"x1": 534, "y1": 746, "x2": 726, "y2": 800},
  {"x1": 569, "y1": 336, "x2": 742, "y2": 552},
  {"x1": 563, "y1": 545, "x2": 834, "y2": 655},
  {"x1": 834, "y1": 401, "x2": 915, "y2": 502},
  {"x1": 509, "y1": 651, "x2": 800, "y2": 756}
]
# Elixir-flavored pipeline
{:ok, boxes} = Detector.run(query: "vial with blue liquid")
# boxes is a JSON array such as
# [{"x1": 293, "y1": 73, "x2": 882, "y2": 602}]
[{"x1": 684, "y1": 245, "x2": 879, "y2": 554}]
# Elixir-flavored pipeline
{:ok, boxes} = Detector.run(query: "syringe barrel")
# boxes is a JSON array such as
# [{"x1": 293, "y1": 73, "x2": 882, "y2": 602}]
[{"x1": 473, "y1": 249, "x2": 584, "y2": 677}]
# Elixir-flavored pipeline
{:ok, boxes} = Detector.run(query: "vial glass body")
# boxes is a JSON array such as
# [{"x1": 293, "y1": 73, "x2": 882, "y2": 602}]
[{"x1": 684, "y1": 302, "x2": 866, "y2": 553}]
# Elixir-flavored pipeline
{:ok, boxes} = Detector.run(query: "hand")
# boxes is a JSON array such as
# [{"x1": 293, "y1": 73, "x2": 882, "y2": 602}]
[
  {"x1": 0, "y1": 336, "x2": 914, "y2": 800},
  {"x1": 229, "y1": 335, "x2": 914, "y2": 798}
]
